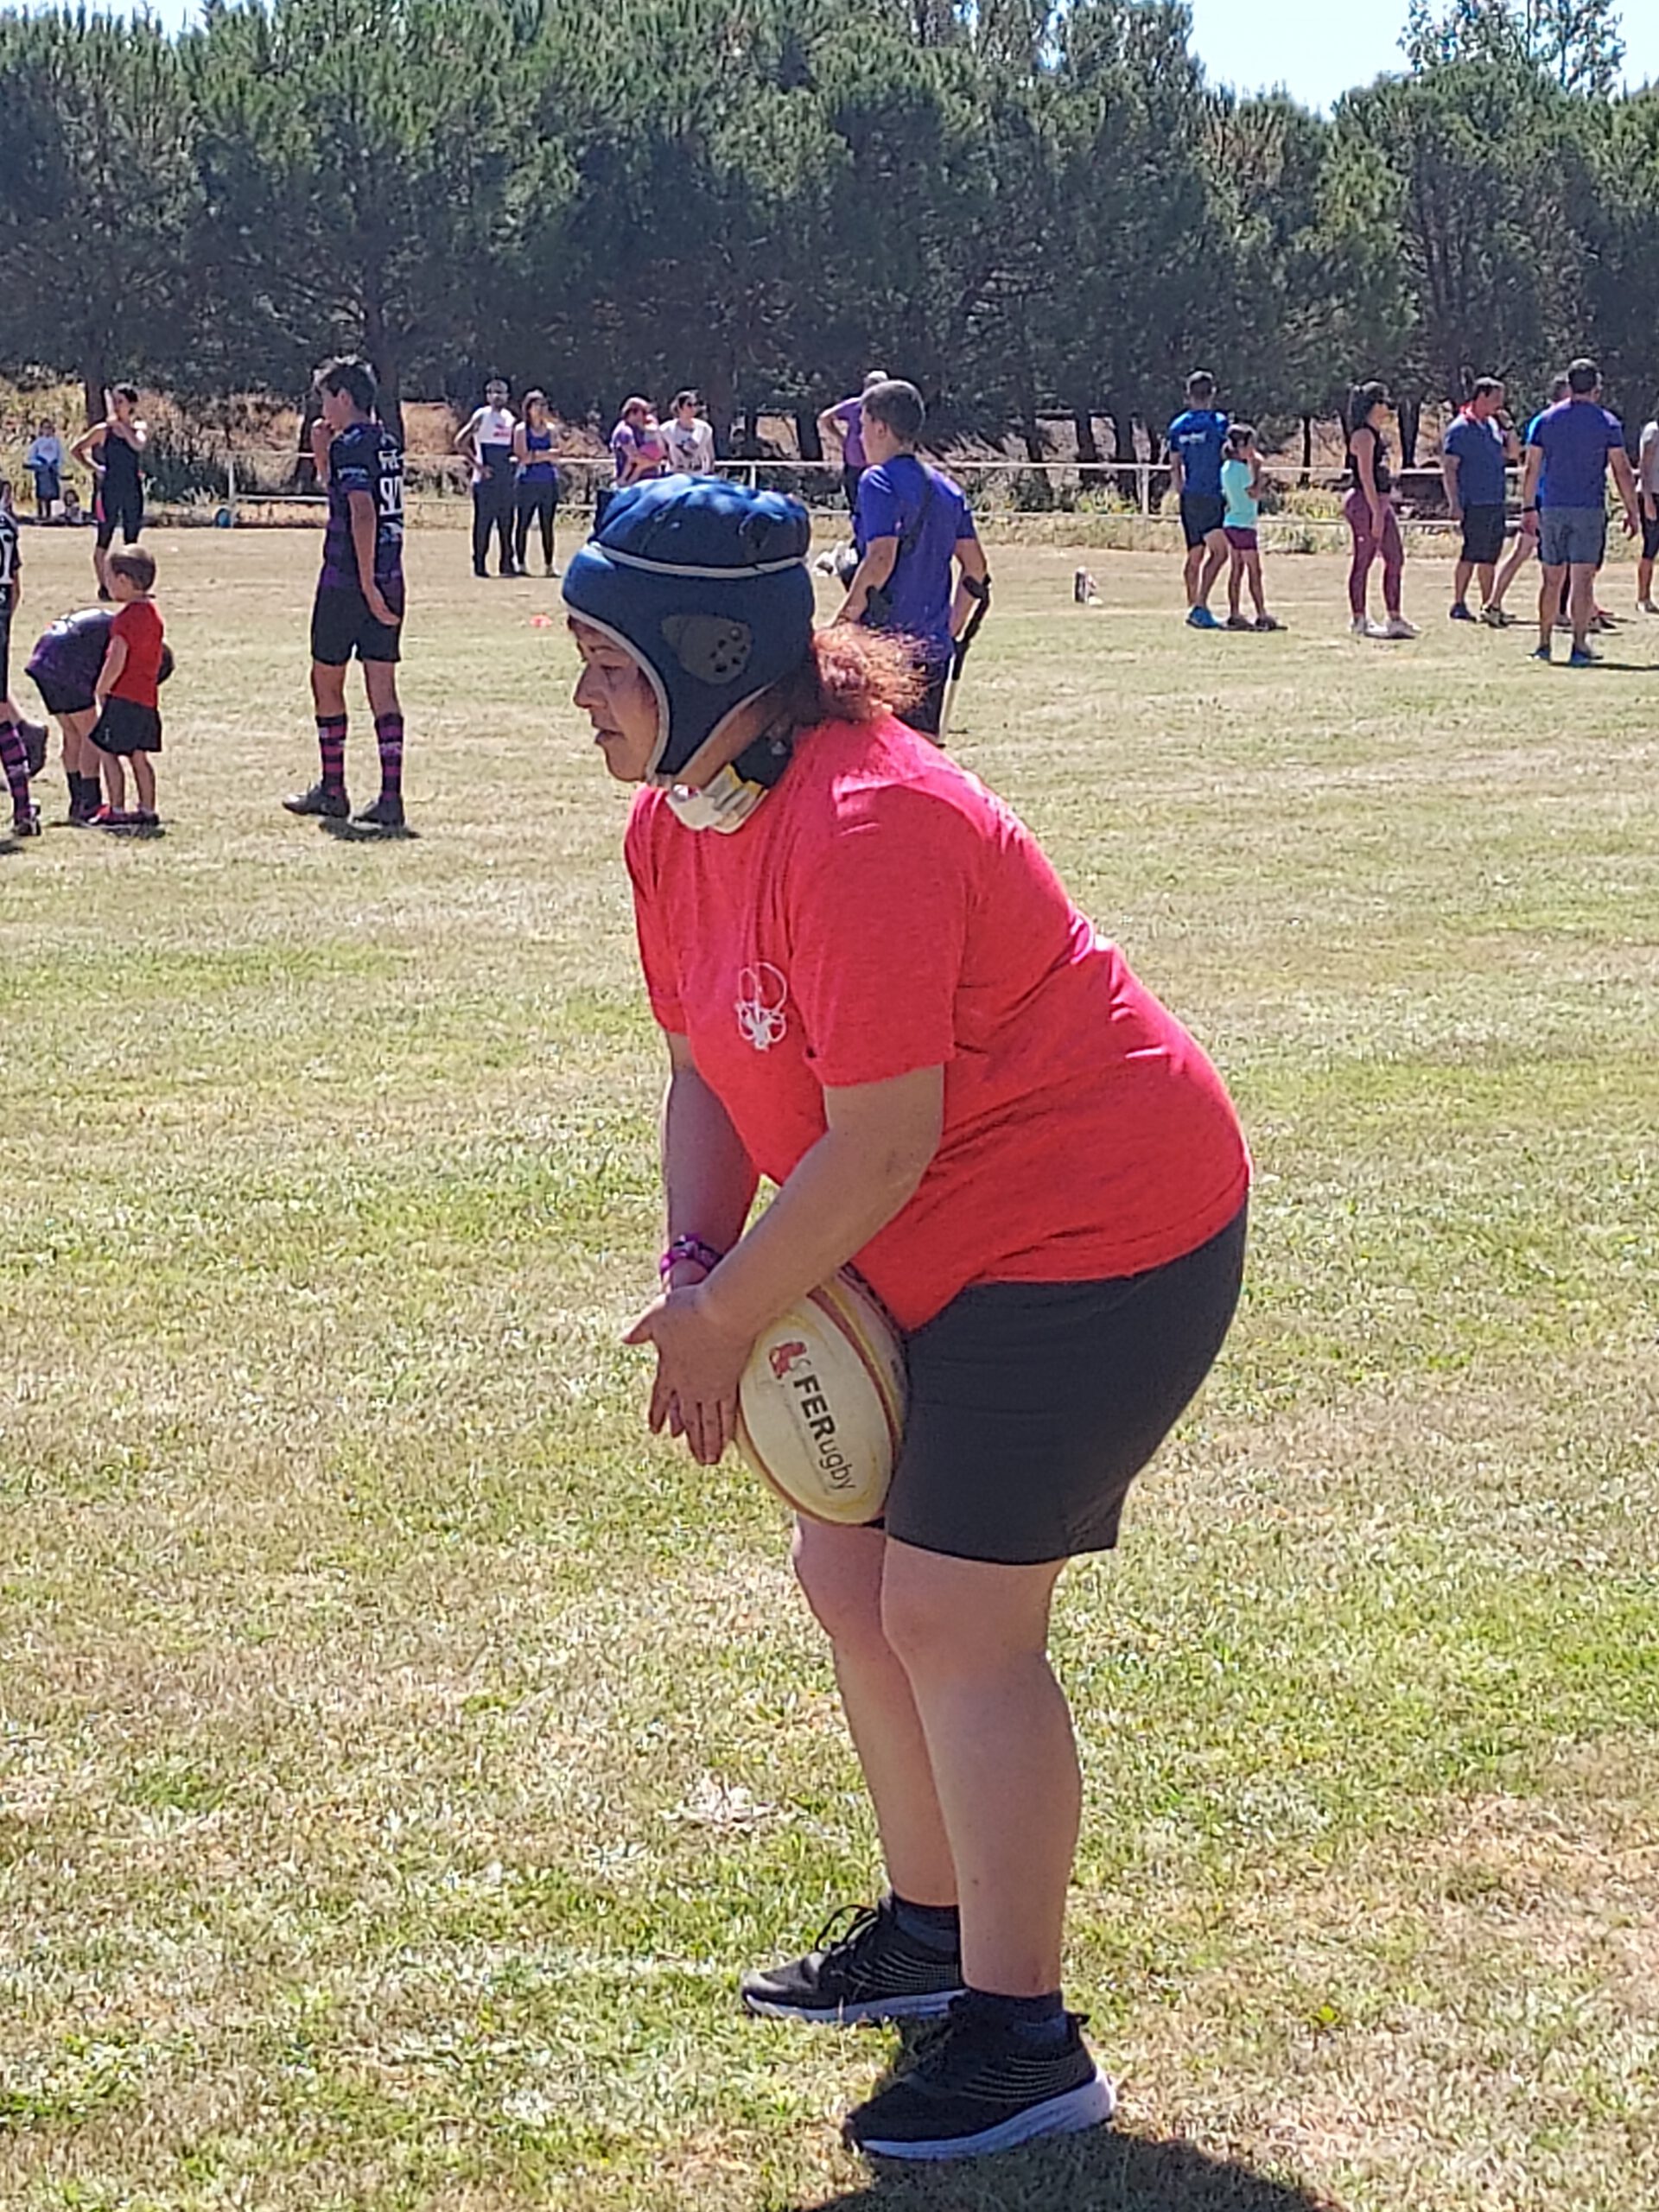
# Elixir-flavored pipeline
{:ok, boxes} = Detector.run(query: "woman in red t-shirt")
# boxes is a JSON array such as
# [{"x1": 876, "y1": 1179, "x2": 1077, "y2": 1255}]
[{"x1": 563, "y1": 479, "x2": 1249, "y2": 2164}]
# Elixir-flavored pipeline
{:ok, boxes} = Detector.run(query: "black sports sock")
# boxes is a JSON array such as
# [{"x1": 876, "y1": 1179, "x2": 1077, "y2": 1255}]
[
  {"x1": 966, "y1": 1986, "x2": 1068, "y2": 2044},
  {"x1": 888, "y1": 1893, "x2": 962, "y2": 1954}
]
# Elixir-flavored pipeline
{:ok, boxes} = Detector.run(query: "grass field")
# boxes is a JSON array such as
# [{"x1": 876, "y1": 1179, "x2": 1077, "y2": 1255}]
[{"x1": 2, "y1": 524, "x2": 1656, "y2": 2212}]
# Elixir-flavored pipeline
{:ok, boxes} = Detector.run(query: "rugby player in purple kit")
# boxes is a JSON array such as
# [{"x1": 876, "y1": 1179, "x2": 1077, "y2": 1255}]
[{"x1": 283, "y1": 358, "x2": 409, "y2": 830}]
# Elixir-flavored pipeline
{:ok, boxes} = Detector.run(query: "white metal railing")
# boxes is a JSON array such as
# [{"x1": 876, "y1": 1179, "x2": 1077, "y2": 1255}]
[{"x1": 218, "y1": 450, "x2": 1531, "y2": 525}]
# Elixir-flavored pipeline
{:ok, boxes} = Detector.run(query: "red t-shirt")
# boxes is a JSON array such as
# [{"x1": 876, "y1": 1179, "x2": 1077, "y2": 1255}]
[
  {"x1": 625, "y1": 716, "x2": 1249, "y2": 1332},
  {"x1": 109, "y1": 598, "x2": 163, "y2": 707}
]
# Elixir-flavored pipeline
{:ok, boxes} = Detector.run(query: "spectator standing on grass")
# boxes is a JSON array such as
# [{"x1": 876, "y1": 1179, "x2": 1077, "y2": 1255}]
[
  {"x1": 1484, "y1": 373, "x2": 1567, "y2": 626},
  {"x1": 817, "y1": 369, "x2": 886, "y2": 517},
  {"x1": 0, "y1": 480, "x2": 41, "y2": 837},
  {"x1": 1442, "y1": 378, "x2": 1516, "y2": 624},
  {"x1": 597, "y1": 397, "x2": 667, "y2": 531},
  {"x1": 283, "y1": 357, "x2": 409, "y2": 832},
  {"x1": 836, "y1": 378, "x2": 990, "y2": 741},
  {"x1": 25, "y1": 420, "x2": 65, "y2": 519},
  {"x1": 1220, "y1": 424, "x2": 1281, "y2": 632},
  {"x1": 1165, "y1": 370, "x2": 1230, "y2": 630},
  {"x1": 1637, "y1": 406, "x2": 1659, "y2": 614},
  {"x1": 1344, "y1": 381, "x2": 1415, "y2": 640},
  {"x1": 661, "y1": 391, "x2": 717, "y2": 475},
  {"x1": 1519, "y1": 358, "x2": 1639, "y2": 667},
  {"x1": 71, "y1": 385, "x2": 147, "y2": 601},
  {"x1": 455, "y1": 378, "x2": 519, "y2": 578},
  {"x1": 512, "y1": 390, "x2": 561, "y2": 578}
]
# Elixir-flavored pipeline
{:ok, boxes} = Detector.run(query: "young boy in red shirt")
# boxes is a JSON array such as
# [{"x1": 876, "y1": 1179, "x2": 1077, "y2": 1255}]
[{"x1": 89, "y1": 546, "x2": 165, "y2": 830}]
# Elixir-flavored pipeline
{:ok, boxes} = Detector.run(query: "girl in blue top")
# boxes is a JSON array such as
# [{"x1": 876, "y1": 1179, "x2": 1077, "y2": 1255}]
[
  {"x1": 512, "y1": 391, "x2": 561, "y2": 577},
  {"x1": 1220, "y1": 424, "x2": 1281, "y2": 632}
]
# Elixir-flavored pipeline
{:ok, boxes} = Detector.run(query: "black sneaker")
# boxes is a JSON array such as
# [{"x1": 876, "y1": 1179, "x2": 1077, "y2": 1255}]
[
  {"x1": 283, "y1": 780, "x2": 349, "y2": 819},
  {"x1": 353, "y1": 792, "x2": 405, "y2": 830},
  {"x1": 1449, "y1": 601, "x2": 1476, "y2": 621},
  {"x1": 11, "y1": 804, "x2": 42, "y2": 838},
  {"x1": 844, "y1": 1996, "x2": 1115, "y2": 2162},
  {"x1": 741, "y1": 1900, "x2": 964, "y2": 2025}
]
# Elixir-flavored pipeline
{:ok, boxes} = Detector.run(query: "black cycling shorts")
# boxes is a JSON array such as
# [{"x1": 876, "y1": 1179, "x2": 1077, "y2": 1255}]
[
  {"x1": 95, "y1": 489, "x2": 144, "y2": 550},
  {"x1": 310, "y1": 582, "x2": 404, "y2": 666},
  {"x1": 884, "y1": 1205, "x2": 1248, "y2": 1565}
]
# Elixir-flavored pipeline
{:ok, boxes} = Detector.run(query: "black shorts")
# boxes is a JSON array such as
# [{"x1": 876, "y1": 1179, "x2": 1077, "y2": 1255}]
[
  {"x1": 310, "y1": 582, "x2": 404, "y2": 666},
  {"x1": 885, "y1": 1205, "x2": 1248, "y2": 1565},
  {"x1": 89, "y1": 696, "x2": 162, "y2": 754},
  {"x1": 1179, "y1": 493, "x2": 1226, "y2": 550},
  {"x1": 95, "y1": 490, "x2": 144, "y2": 550},
  {"x1": 1643, "y1": 512, "x2": 1659, "y2": 563},
  {"x1": 1460, "y1": 505, "x2": 1506, "y2": 567}
]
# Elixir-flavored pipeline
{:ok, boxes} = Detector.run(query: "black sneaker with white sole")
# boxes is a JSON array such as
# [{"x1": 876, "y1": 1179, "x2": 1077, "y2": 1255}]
[
  {"x1": 844, "y1": 1996, "x2": 1115, "y2": 2162},
  {"x1": 741, "y1": 1899, "x2": 964, "y2": 2025},
  {"x1": 353, "y1": 791, "x2": 406, "y2": 830},
  {"x1": 283, "y1": 779, "x2": 349, "y2": 819}
]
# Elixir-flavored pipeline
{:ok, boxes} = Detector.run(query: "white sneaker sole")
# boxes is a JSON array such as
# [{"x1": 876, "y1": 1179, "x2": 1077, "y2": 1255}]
[
  {"x1": 855, "y1": 2069, "x2": 1117, "y2": 2160},
  {"x1": 743, "y1": 1985, "x2": 963, "y2": 2025}
]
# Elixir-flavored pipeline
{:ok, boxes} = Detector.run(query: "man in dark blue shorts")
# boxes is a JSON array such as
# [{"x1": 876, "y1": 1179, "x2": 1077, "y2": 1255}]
[
  {"x1": 283, "y1": 358, "x2": 409, "y2": 830},
  {"x1": 1166, "y1": 370, "x2": 1230, "y2": 630}
]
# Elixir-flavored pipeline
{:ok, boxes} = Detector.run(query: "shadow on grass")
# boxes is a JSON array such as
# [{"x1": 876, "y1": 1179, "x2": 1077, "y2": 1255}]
[
  {"x1": 318, "y1": 817, "x2": 420, "y2": 843},
  {"x1": 803, "y1": 2128, "x2": 1334, "y2": 2212}
]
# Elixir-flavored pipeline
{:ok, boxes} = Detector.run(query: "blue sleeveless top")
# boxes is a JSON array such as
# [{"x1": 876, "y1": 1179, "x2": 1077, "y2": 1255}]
[{"x1": 519, "y1": 425, "x2": 556, "y2": 481}]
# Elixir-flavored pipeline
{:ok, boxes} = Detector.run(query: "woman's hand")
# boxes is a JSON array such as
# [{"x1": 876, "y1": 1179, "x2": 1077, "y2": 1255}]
[{"x1": 624, "y1": 1278, "x2": 754, "y2": 1466}]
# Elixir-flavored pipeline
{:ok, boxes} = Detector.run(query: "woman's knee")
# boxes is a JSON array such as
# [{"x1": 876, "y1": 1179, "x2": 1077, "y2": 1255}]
[
  {"x1": 791, "y1": 1520, "x2": 889, "y2": 1653},
  {"x1": 880, "y1": 1547, "x2": 1060, "y2": 1679}
]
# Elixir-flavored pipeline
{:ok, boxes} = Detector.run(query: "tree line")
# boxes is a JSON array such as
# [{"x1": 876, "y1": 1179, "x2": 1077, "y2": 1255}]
[{"x1": 0, "y1": 0, "x2": 1654, "y2": 463}]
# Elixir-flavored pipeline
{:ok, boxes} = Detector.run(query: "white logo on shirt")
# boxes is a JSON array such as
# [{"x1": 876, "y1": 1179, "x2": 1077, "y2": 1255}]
[{"x1": 735, "y1": 963, "x2": 789, "y2": 1051}]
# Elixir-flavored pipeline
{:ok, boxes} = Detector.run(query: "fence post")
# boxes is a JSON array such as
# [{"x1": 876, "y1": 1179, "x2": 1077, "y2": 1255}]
[
  {"x1": 1138, "y1": 461, "x2": 1150, "y2": 517},
  {"x1": 226, "y1": 451, "x2": 236, "y2": 524}
]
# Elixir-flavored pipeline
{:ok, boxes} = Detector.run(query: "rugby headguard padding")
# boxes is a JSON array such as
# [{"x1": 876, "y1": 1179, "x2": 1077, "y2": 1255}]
[{"x1": 562, "y1": 474, "x2": 816, "y2": 778}]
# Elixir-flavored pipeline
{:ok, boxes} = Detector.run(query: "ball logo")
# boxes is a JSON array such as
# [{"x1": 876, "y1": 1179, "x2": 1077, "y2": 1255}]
[
  {"x1": 769, "y1": 1339, "x2": 810, "y2": 1381},
  {"x1": 734, "y1": 962, "x2": 789, "y2": 1052}
]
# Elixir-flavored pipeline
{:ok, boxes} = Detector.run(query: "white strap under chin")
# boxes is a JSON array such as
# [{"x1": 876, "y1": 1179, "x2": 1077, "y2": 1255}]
[{"x1": 663, "y1": 764, "x2": 770, "y2": 833}]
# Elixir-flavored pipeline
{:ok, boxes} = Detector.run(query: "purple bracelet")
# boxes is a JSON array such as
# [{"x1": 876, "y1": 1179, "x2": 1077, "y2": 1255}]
[{"x1": 659, "y1": 1235, "x2": 726, "y2": 1281}]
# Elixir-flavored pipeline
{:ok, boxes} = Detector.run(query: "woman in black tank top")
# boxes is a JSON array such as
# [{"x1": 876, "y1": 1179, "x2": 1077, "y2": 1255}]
[{"x1": 1344, "y1": 381, "x2": 1414, "y2": 639}]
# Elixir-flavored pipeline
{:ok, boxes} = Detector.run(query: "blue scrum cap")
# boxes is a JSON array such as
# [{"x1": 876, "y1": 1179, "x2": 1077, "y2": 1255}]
[{"x1": 562, "y1": 474, "x2": 816, "y2": 778}]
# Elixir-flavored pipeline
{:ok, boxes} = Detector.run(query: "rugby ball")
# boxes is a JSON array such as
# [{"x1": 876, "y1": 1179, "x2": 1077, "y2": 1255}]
[{"x1": 736, "y1": 1272, "x2": 907, "y2": 1525}]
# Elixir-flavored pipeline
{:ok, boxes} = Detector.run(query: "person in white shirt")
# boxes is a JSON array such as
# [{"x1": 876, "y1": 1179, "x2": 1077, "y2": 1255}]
[
  {"x1": 661, "y1": 390, "x2": 717, "y2": 474},
  {"x1": 25, "y1": 421, "x2": 65, "y2": 519},
  {"x1": 454, "y1": 378, "x2": 519, "y2": 577},
  {"x1": 1637, "y1": 411, "x2": 1659, "y2": 614}
]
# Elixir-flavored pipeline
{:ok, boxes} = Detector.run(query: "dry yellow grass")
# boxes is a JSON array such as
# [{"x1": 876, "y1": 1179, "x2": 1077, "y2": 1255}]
[{"x1": 2, "y1": 524, "x2": 1656, "y2": 2210}]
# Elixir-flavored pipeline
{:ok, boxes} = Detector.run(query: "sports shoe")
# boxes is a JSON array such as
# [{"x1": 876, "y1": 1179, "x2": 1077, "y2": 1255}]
[
  {"x1": 1481, "y1": 606, "x2": 1514, "y2": 626},
  {"x1": 353, "y1": 791, "x2": 405, "y2": 830},
  {"x1": 1383, "y1": 616, "x2": 1418, "y2": 640},
  {"x1": 1224, "y1": 613, "x2": 1252, "y2": 631},
  {"x1": 1531, "y1": 644, "x2": 1553, "y2": 662},
  {"x1": 11, "y1": 804, "x2": 42, "y2": 838},
  {"x1": 741, "y1": 1900, "x2": 964, "y2": 2026},
  {"x1": 1253, "y1": 613, "x2": 1284, "y2": 632},
  {"x1": 92, "y1": 805, "x2": 134, "y2": 830},
  {"x1": 1567, "y1": 645, "x2": 1596, "y2": 667},
  {"x1": 843, "y1": 1996, "x2": 1115, "y2": 2162},
  {"x1": 1638, "y1": 599, "x2": 1658, "y2": 615},
  {"x1": 1592, "y1": 609, "x2": 1617, "y2": 631},
  {"x1": 1351, "y1": 614, "x2": 1384, "y2": 639},
  {"x1": 1185, "y1": 606, "x2": 1220, "y2": 630},
  {"x1": 283, "y1": 780, "x2": 349, "y2": 819},
  {"x1": 1448, "y1": 601, "x2": 1476, "y2": 621}
]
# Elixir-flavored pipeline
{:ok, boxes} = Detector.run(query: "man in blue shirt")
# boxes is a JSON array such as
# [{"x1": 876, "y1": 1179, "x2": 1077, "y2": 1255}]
[
  {"x1": 1520, "y1": 358, "x2": 1639, "y2": 664},
  {"x1": 840, "y1": 379, "x2": 989, "y2": 740},
  {"x1": 1441, "y1": 377, "x2": 1517, "y2": 622},
  {"x1": 1166, "y1": 370, "x2": 1230, "y2": 630}
]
